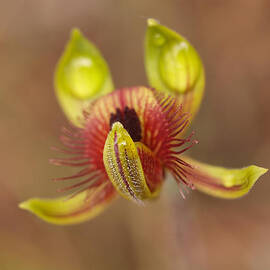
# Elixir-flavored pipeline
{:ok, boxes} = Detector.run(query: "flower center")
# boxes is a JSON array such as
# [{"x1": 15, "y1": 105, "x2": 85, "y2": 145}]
[{"x1": 109, "y1": 106, "x2": 142, "y2": 142}]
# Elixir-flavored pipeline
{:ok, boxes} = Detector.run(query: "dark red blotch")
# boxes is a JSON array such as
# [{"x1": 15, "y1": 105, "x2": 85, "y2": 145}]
[{"x1": 110, "y1": 106, "x2": 142, "y2": 142}]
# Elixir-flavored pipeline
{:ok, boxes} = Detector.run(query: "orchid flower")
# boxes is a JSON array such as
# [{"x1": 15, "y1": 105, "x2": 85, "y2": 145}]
[{"x1": 19, "y1": 19, "x2": 267, "y2": 225}]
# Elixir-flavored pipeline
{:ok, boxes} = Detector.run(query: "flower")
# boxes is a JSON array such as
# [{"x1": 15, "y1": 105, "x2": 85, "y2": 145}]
[{"x1": 19, "y1": 19, "x2": 268, "y2": 225}]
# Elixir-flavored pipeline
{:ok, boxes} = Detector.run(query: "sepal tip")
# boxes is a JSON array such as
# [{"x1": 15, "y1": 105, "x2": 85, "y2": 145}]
[{"x1": 147, "y1": 18, "x2": 159, "y2": 27}]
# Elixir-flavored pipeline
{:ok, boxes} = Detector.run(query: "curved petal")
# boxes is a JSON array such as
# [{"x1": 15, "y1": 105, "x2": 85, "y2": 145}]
[
  {"x1": 145, "y1": 19, "x2": 205, "y2": 118},
  {"x1": 182, "y1": 157, "x2": 268, "y2": 199},
  {"x1": 55, "y1": 29, "x2": 114, "y2": 126},
  {"x1": 19, "y1": 182, "x2": 117, "y2": 225}
]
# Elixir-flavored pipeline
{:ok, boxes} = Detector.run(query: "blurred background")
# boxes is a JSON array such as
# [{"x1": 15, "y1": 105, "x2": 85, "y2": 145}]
[{"x1": 1, "y1": 0, "x2": 269, "y2": 269}]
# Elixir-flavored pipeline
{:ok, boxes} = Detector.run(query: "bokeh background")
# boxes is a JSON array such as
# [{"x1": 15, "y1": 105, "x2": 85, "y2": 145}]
[{"x1": 1, "y1": 0, "x2": 269, "y2": 269}]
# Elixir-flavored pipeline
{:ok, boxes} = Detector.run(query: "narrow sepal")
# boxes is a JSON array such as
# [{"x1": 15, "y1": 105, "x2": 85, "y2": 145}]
[
  {"x1": 103, "y1": 122, "x2": 152, "y2": 203},
  {"x1": 19, "y1": 182, "x2": 116, "y2": 225},
  {"x1": 182, "y1": 157, "x2": 268, "y2": 199},
  {"x1": 55, "y1": 28, "x2": 114, "y2": 126},
  {"x1": 145, "y1": 19, "x2": 205, "y2": 117}
]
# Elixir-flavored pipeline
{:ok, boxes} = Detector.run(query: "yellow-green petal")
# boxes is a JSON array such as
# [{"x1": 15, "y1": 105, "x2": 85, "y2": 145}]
[
  {"x1": 103, "y1": 122, "x2": 152, "y2": 203},
  {"x1": 182, "y1": 157, "x2": 268, "y2": 199},
  {"x1": 19, "y1": 182, "x2": 116, "y2": 225},
  {"x1": 55, "y1": 28, "x2": 114, "y2": 126},
  {"x1": 145, "y1": 19, "x2": 205, "y2": 117}
]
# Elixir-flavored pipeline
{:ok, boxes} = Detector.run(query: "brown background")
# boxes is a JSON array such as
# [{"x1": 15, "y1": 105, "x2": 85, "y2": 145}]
[{"x1": 1, "y1": 0, "x2": 269, "y2": 269}]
